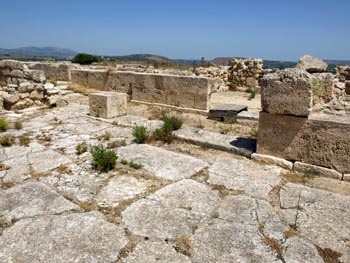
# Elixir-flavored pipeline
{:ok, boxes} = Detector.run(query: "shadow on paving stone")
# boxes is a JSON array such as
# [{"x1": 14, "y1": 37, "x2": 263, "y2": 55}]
[{"x1": 230, "y1": 137, "x2": 256, "y2": 152}]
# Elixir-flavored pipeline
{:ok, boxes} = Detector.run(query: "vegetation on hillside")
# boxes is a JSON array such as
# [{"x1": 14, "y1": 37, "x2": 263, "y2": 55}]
[{"x1": 72, "y1": 53, "x2": 99, "y2": 64}]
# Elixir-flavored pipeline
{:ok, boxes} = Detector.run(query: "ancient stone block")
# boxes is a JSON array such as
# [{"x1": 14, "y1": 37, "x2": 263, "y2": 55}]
[
  {"x1": 257, "y1": 112, "x2": 350, "y2": 173},
  {"x1": 131, "y1": 73, "x2": 210, "y2": 110},
  {"x1": 261, "y1": 68, "x2": 313, "y2": 116},
  {"x1": 296, "y1": 55, "x2": 328, "y2": 73},
  {"x1": 27, "y1": 62, "x2": 73, "y2": 81},
  {"x1": 72, "y1": 70, "x2": 210, "y2": 110},
  {"x1": 89, "y1": 92, "x2": 127, "y2": 118}
]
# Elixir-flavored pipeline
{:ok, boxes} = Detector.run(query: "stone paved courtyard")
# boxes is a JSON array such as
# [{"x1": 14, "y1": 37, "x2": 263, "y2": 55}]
[{"x1": 0, "y1": 93, "x2": 349, "y2": 263}]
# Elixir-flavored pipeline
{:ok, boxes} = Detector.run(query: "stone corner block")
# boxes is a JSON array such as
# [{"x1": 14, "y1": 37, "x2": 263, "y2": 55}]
[
  {"x1": 89, "y1": 92, "x2": 127, "y2": 119},
  {"x1": 261, "y1": 68, "x2": 313, "y2": 116}
]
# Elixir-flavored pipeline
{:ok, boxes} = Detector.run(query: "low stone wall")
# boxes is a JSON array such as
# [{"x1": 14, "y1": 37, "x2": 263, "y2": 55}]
[
  {"x1": 0, "y1": 60, "x2": 48, "y2": 110},
  {"x1": 228, "y1": 59, "x2": 264, "y2": 89},
  {"x1": 71, "y1": 69, "x2": 210, "y2": 110},
  {"x1": 26, "y1": 62, "x2": 74, "y2": 81}
]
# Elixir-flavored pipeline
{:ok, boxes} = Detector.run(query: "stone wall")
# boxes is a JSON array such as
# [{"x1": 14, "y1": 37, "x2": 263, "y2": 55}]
[
  {"x1": 0, "y1": 60, "x2": 47, "y2": 110},
  {"x1": 71, "y1": 69, "x2": 210, "y2": 110},
  {"x1": 26, "y1": 62, "x2": 74, "y2": 81},
  {"x1": 228, "y1": 59, "x2": 264, "y2": 89},
  {"x1": 0, "y1": 60, "x2": 69, "y2": 110},
  {"x1": 258, "y1": 56, "x2": 350, "y2": 174},
  {"x1": 194, "y1": 66, "x2": 230, "y2": 92}
]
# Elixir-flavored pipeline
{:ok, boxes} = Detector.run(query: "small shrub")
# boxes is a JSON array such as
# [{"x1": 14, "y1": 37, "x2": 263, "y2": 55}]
[
  {"x1": 132, "y1": 125, "x2": 149, "y2": 143},
  {"x1": 107, "y1": 141, "x2": 117, "y2": 149},
  {"x1": 14, "y1": 120, "x2": 23, "y2": 130},
  {"x1": 76, "y1": 142, "x2": 88, "y2": 155},
  {"x1": 248, "y1": 86, "x2": 257, "y2": 99},
  {"x1": 0, "y1": 118, "x2": 8, "y2": 132},
  {"x1": 103, "y1": 131, "x2": 111, "y2": 141},
  {"x1": 91, "y1": 145, "x2": 117, "y2": 172},
  {"x1": 128, "y1": 161, "x2": 143, "y2": 169},
  {"x1": 153, "y1": 126, "x2": 175, "y2": 143},
  {"x1": 162, "y1": 115, "x2": 183, "y2": 131},
  {"x1": 19, "y1": 133, "x2": 31, "y2": 146},
  {"x1": 0, "y1": 134, "x2": 15, "y2": 147},
  {"x1": 47, "y1": 79, "x2": 57, "y2": 86},
  {"x1": 212, "y1": 212, "x2": 220, "y2": 219},
  {"x1": 72, "y1": 53, "x2": 99, "y2": 65},
  {"x1": 121, "y1": 159, "x2": 128, "y2": 165}
]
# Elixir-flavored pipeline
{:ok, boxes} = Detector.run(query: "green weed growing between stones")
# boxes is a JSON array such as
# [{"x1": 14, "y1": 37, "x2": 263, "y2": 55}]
[{"x1": 91, "y1": 145, "x2": 118, "y2": 172}]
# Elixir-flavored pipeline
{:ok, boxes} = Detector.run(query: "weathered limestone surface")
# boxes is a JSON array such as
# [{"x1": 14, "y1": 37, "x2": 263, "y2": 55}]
[
  {"x1": 208, "y1": 157, "x2": 282, "y2": 198},
  {"x1": 294, "y1": 161, "x2": 342, "y2": 180},
  {"x1": 0, "y1": 211, "x2": 128, "y2": 263},
  {"x1": 0, "y1": 182, "x2": 79, "y2": 223},
  {"x1": 117, "y1": 144, "x2": 208, "y2": 180},
  {"x1": 124, "y1": 241, "x2": 191, "y2": 263},
  {"x1": 280, "y1": 183, "x2": 350, "y2": 260},
  {"x1": 174, "y1": 126, "x2": 255, "y2": 157},
  {"x1": 95, "y1": 175, "x2": 151, "y2": 208},
  {"x1": 122, "y1": 179, "x2": 219, "y2": 239},
  {"x1": 296, "y1": 55, "x2": 328, "y2": 73},
  {"x1": 284, "y1": 236, "x2": 324, "y2": 263},
  {"x1": 27, "y1": 62, "x2": 73, "y2": 81},
  {"x1": 89, "y1": 92, "x2": 127, "y2": 118},
  {"x1": 261, "y1": 68, "x2": 313, "y2": 116},
  {"x1": 72, "y1": 69, "x2": 210, "y2": 110},
  {"x1": 257, "y1": 112, "x2": 350, "y2": 173},
  {"x1": 251, "y1": 153, "x2": 293, "y2": 170},
  {"x1": 192, "y1": 195, "x2": 286, "y2": 263}
]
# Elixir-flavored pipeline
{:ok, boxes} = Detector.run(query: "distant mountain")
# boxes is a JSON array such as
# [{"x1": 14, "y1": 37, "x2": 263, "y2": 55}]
[
  {"x1": 0, "y1": 46, "x2": 77, "y2": 58},
  {"x1": 106, "y1": 54, "x2": 169, "y2": 62}
]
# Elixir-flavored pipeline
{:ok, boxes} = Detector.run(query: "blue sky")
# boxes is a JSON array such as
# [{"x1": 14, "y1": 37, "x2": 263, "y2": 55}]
[{"x1": 1, "y1": 0, "x2": 349, "y2": 60}]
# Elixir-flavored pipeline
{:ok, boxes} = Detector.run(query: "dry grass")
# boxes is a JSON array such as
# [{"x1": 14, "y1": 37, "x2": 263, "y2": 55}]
[
  {"x1": 315, "y1": 246, "x2": 342, "y2": 263},
  {"x1": 174, "y1": 235, "x2": 193, "y2": 257},
  {"x1": 68, "y1": 83, "x2": 100, "y2": 95},
  {"x1": 284, "y1": 228, "x2": 298, "y2": 239},
  {"x1": 57, "y1": 164, "x2": 72, "y2": 174},
  {"x1": 0, "y1": 163, "x2": 11, "y2": 171},
  {"x1": 262, "y1": 236, "x2": 284, "y2": 261}
]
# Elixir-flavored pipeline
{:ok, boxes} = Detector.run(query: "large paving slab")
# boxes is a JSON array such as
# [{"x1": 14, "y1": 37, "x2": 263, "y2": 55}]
[
  {"x1": 192, "y1": 195, "x2": 286, "y2": 263},
  {"x1": 95, "y1": 175, "x2": 152, "y2": 208},
  {"x1": 41, "y1": 163, "x2": 110, "y2": 203},
  {"x1": 117, "y1": 144, "x2": 208, "y2": 180},
  {"x1": 28, "y1": 149, "x2": 72, "y2": 174},
  {"x1": 0, "y1": 182, "x2": 79, "y2": 223},
  {"x1": 280, "y1": 183, "x2": 350, "y2": 261},
  {"x1": 122, "y1": 179, "x2": 219, "y2": 239},
  {"x1": 174, "y1": 126, "x2": 255, "y2": 157},
  {"x1": 0, "y1": 211, "x2": 128, "y2": 263},
  {"x1": 284, "y1": 236, "x2": 324, "y2": 263},
  {"x1": 208, "y1": 157, "x2": 282, "y2": 198},
  {"x1": 123, "y1": 240, "x2": 191, "y2": 263}
]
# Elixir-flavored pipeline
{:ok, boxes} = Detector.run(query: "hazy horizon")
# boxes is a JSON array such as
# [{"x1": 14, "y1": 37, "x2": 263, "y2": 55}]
[{"x1": 1, "y1": 0, "x2": 350, "y2": 61}]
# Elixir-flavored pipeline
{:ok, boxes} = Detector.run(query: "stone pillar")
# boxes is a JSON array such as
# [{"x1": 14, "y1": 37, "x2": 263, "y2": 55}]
[{"x1": 89, "y1": 92, "x2": 127, "y2": 119}]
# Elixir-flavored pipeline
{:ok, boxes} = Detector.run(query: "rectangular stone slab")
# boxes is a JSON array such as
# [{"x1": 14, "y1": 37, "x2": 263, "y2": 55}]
[
  {"x1": 208, "y1": 104, "x2": 247, "y2": 121},
  {"x1": 257, "y1": 111, "x2": 350, "y2": 173}
]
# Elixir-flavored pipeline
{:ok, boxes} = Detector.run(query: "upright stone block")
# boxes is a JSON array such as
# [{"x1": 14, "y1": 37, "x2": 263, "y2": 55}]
[
  {"x1": 89, "y1": 92, "x2": 127, "y2": 118},
  {"x1": 257, "y1": 112, "x2": 350, "y2": 173},
  {"x1": 261, "y1": 68, "x2": 313, "y2": 116}
]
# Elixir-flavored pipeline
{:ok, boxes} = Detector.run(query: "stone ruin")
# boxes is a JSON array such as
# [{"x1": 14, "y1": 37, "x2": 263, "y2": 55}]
[
  {"x1": 228, "y1": 58, "x2": 264, "y2": 89},
  {"x1": 257, "y1": 55, "x2": 350, "y2": 176}
]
